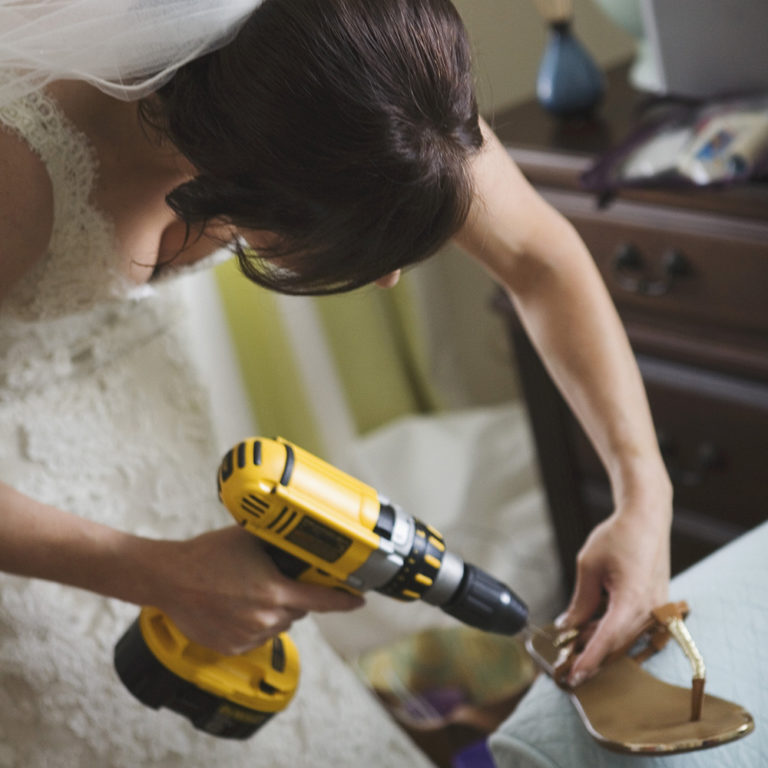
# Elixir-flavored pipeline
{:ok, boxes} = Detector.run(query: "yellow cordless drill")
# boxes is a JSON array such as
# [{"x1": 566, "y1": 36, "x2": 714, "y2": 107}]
[{"x1": 114, "y1": 437, "x2": 528, "y2": 739}]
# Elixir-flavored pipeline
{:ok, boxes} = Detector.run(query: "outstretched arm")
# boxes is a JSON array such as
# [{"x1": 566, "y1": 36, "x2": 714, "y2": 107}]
[{"x1": 455, "y1": 120, "x2": 672, "y2": 685}]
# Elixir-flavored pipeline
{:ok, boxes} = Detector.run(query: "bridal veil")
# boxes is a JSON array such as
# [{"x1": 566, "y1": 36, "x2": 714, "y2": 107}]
[{"x1": 0, "y1": 0, "x2": 260, "y2": 107}]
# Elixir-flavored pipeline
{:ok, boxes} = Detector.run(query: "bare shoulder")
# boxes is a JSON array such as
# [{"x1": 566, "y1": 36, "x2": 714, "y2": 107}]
[{"x1": 0, "y1": 124, "x2": 54, "y2": 302}]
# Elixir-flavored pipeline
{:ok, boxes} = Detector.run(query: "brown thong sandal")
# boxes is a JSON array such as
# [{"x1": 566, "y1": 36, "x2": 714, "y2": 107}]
[{"x1": 526, "y1": 601, "x2": 754, "y2": 755}]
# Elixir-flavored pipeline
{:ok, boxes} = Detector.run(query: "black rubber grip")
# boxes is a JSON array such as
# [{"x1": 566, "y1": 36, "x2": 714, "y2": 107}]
[{"x1": 441, "y1": 564, "x2": 528, "y2": 635}]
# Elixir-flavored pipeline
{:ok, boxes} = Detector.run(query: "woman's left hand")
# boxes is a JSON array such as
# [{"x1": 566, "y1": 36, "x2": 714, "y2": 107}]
[{"x1": 555, "y1": 491, "x2": 672, "y2": 687}]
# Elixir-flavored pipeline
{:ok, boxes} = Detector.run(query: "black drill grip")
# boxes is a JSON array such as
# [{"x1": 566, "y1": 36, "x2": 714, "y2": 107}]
[
  {"x1": 263, "y1": 543, "x2": 312, "y2": 580},
  {"x1": 441, "y1": 563, "x2": 528, "y2": 635}
]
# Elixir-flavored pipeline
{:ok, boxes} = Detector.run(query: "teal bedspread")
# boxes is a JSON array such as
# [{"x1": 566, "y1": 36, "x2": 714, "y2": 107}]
[{"x1": 490, "y1": 522, "x2": 767, "y2": 767}]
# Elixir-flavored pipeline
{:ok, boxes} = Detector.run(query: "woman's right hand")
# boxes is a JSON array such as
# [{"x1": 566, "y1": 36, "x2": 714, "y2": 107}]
[
  {"x1": 145, "y1": 526, "x2": 365, "y2": 655},
  {"x1": 0, "y1": 481, "x2": 363, "y2": 655}
]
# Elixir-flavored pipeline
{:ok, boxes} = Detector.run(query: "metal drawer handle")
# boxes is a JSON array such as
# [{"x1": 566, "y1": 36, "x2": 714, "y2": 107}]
[
  {"x1": 612, "y1": 244, "x2": 691, "y2": 297},
  {"x1": 658, "y1": 433, "x2": 723, "y2": 488}
]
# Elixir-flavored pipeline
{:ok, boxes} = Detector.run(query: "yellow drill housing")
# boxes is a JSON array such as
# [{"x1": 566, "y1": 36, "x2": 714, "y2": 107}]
[
  {"x1": 115, "y1": 436, "x2": 527, "y2": 740},
  {"x1": 218, "y1": 437, "x2": 383, "y2": 591}
]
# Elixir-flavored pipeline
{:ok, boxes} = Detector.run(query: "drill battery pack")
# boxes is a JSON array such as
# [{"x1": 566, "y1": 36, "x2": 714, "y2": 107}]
[{"x1": 114, "y1": 607, "x2": 299, "y2": 739}]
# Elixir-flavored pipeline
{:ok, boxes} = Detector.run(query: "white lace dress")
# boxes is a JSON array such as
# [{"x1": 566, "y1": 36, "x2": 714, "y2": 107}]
[{"x1": 0, "y1": 85, "x2": 434, "y2": 768}]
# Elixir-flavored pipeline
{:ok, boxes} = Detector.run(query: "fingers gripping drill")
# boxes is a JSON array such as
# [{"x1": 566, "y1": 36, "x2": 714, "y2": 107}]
[{"x1": 114, "y1": 437, "x2": 529, "y2": 738}]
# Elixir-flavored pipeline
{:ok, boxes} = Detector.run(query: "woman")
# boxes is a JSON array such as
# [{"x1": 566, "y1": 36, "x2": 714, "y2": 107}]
[{"x1": 0, "y1": 0, "x2": 672, "y2": 764}]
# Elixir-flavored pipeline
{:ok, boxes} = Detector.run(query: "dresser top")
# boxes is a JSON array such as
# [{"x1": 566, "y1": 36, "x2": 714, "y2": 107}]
[{"x1": 491, "y1": 64, "x2": 768, "y2": 221}]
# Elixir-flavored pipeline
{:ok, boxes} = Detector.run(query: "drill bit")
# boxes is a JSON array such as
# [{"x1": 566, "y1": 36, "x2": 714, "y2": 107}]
[{"x1": 523, "y1": 621, "x2": 550, "y2": 641}]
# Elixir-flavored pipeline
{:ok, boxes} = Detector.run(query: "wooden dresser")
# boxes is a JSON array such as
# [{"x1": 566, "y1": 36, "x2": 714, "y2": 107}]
[{"x1": 491, "y1": 65, "x2": 768, "y2": 591}]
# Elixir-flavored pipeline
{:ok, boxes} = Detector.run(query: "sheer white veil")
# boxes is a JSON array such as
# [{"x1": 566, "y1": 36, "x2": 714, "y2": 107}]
[{"x1": 0, "y1": 0, "x2": 262, "y2": 108}]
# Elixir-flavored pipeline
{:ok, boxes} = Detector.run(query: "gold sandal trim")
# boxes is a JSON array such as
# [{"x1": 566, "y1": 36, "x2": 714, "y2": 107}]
[{"x1": 652, "y1": 605, "x2": 706, "y2": 721}]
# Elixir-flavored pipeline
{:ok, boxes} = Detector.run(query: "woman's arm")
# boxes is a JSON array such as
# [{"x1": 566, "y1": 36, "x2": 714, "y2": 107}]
[
  {"x1": 0, "y1": 480, "x2": 363, "y2": 654},
  {"x1": 455, "y1": 121, "x2": 672, "y2": 685}
]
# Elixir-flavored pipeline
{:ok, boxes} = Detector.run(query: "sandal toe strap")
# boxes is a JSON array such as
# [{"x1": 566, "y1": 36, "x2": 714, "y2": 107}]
[{"x1": 652, "y1": 602, "x2": 706, "y2": 721}]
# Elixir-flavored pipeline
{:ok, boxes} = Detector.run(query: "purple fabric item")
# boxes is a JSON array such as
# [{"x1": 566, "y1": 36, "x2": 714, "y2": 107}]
[{"x1": 452, "y1": 739, "x2": 496, "y2": 768}]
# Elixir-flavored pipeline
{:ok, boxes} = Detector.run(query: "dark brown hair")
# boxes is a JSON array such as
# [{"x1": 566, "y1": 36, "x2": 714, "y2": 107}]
[{"x1": 147, "y1": 0, "x2": 483, "y2": 294}]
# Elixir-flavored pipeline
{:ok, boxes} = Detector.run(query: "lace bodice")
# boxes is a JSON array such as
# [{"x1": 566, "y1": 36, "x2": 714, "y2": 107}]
[
  {"x1": 0, "y1": 78, "x2": 166, "y2": 402},
  {"x1": 0, "y1": 84, "x2": 433, "y2": 767},
  {"x1": 0, "y1": 79, "x2": 131, "y2": 321},
  {"x1": 0, "y1": 80, "x2": 230, "y2": 398}
]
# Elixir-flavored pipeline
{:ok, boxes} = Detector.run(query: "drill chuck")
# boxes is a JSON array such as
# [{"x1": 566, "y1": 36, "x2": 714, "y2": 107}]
[
  {"x1": 362, "y1": 496, "x2": 528, "y2": 636},
  {"x1": 417, "y1": 548, "x2": 528, "y2": 635},
  {"x1": 440, "y1": 563, "x2": 528, "y2": 635}
]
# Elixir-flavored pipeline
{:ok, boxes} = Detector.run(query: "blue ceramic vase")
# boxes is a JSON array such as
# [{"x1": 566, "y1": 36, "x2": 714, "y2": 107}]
[{"x1": 536, "y1": 22, "x2": 604, "y2": 118}]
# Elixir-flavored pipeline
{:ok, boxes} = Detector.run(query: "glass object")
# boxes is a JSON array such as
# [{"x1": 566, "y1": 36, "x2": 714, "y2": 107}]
[
  {"x1": 536, "y1": 21, "x2": 604, "y2": 118},
  {"x1": 592, "y1": 0, "x2": 661, "y2": 91}
]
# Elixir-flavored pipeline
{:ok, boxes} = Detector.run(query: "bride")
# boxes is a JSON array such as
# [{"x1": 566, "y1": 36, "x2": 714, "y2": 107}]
[{"x1": 0, "y1": 1, "x2": 673, "y2": 765}]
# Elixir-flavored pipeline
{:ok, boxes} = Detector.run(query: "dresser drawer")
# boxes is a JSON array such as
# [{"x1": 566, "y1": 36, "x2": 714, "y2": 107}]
[
  {"x1": 570, "y1": 355, "x2": 768, "y2": 531},
  {"x1": 541, "y1": 189, "x2": 768, "y2": 337}
]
